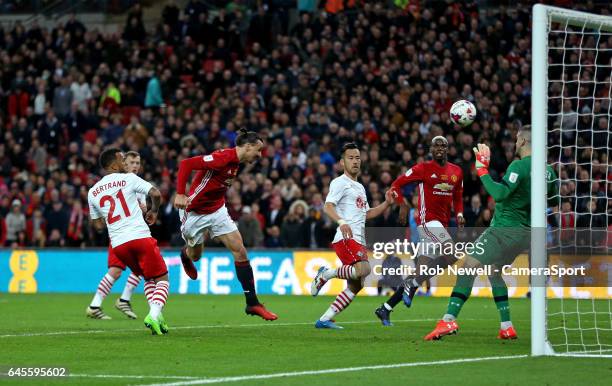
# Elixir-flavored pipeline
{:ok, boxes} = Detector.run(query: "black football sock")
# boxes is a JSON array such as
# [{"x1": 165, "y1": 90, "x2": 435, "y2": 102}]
[
  {"x1": 385, "y1": 287, "x2": 405, "y2": 309},
  {"x1": 235, "y1": 261, "x2": 260, "y2": 307}
]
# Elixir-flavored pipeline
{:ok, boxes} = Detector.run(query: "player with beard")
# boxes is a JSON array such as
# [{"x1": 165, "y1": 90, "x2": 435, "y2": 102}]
[{"x1": 174, "y1": 129, "x2": 278, "y2": 321}]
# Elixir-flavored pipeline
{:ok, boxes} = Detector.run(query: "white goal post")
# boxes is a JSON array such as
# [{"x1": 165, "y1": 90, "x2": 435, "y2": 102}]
[{"x1": 531, "y1": 4, "x2": 612, "y2": 357}]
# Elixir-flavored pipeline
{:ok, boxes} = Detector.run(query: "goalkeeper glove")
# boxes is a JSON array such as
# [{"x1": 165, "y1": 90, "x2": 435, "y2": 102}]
[{"x1": 472, "y1": 143, "x2": 490, "y2": 177}]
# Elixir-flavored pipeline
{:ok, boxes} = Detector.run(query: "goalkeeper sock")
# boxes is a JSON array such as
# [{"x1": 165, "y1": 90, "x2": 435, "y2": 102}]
[
  {"x1": 235, "y1": 261, "x2": 260, "y2": 307},
  {"x1": 489, "y1": 275, "x2": 511, "y2": 323},
  {"x1": 90, "y1": 273, "x2": 116, "y2": 307},
  {"x1": 323, "y1": 265, "x2": 357, "y2": 280},
  {"x1": 384, "y1": 286, "x2": 405, "y2": 310},
  {"x1": 445, "y1": 274, "x2": 475, "y2": 319}
]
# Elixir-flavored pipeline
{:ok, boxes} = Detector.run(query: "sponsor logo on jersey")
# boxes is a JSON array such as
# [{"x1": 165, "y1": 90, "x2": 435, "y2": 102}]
[
  {"x1": 431, "y1": 173, "x2": 437, "y2": 178},
  {"x1": 433, "y1": 182, "x2": 454, "y2": 191},
  {"x1": 356, "y1": 196, "x2": 367, "y2": 209}
]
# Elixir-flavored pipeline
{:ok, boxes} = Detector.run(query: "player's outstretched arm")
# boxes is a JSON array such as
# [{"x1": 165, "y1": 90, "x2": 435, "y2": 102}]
[
  {"x1": 366, "y1": 189, "x2": 397, "y2": 220},
  {"x1": 175, "y1": 153, "x2": 230, "y2": 209},
  {"x1": 176, "y1": 156, "x2": 208, "y2": 198},
  {"x1": 473, "y1": 144, "x2": 519, "y2": 202},
  {"x1": 390, "y1": 164, "x2": 423, "y2": 205}
]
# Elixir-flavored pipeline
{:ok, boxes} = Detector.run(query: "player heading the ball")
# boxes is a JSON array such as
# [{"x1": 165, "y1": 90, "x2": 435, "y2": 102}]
[{"x1": 174, "y1": 129, "x2": 278, "y2": 321}]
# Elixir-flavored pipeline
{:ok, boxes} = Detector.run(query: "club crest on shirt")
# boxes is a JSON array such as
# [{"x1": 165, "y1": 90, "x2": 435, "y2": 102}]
[
  {"x1": 356, "y1": 196, "x2": 367, "y2": 209},
  {"x1": 451, "y1": 174, "x2": 458, "y2": 182}
]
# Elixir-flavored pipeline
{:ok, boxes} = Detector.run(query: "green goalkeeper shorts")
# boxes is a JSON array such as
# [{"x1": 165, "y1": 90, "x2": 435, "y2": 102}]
[{"x1": 470, "y1": 227, "x2": 531, "y2": 266}]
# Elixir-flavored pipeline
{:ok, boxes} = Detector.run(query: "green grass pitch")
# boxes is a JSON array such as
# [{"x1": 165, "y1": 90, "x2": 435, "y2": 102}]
[{"x1": 1, "y1": 294, "x2": 610, "y2": 385}]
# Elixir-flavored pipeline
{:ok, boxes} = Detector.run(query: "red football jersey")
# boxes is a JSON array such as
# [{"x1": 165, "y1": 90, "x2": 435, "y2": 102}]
[
  {"x1": 176, "y1": 148, "x2": 239, "y2": 214},
  {"x1": 391, "y1": 160, "x2": 464, "y2": 227}
]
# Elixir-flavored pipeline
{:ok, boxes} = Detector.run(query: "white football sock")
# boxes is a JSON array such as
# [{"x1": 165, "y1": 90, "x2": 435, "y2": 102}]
[
  {"x1": 90, "y1": 273, "x2": 116, "y2": 307},
  {"x1": 442, "y1": 313, "x2": 456, "y2": 322}
]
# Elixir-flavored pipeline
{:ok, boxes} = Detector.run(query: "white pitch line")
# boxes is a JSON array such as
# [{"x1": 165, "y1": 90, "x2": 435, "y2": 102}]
[
  {"x1": 70, "y1": 374, "x2": 200, "y2": 380},
  {"x1": 0, "y1": 317, "x2": 513, "y2": 339},
  {"x1": 0, "y1": 319, "x2": 438, "y2": 338},
  {"x1": 139, "y1": 355, "x2": 530, "y2": 386}
]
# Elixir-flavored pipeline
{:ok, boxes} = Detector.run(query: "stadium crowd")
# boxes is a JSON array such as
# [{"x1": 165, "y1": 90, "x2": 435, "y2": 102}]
[{"x1": 0, "y1": 0, "x2": 610, "y2": 249}]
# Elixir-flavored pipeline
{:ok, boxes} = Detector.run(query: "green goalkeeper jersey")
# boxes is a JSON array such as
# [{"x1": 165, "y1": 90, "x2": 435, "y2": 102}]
[{"x1": 480, "y1": 155, "x2": 558, "y2": 227}]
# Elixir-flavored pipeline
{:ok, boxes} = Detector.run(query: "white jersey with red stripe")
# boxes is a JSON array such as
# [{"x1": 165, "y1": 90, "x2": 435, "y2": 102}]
[
  {"x1": 326, "y1": 174, "x2": 370, "y2": 245},
  {"x1": 88, "y1": 173, "x2": 153, "y2": 248}
]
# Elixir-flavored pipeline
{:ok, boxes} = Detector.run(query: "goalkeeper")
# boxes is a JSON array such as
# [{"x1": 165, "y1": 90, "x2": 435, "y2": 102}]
[{"x1": 424, "y1": 126, "x2": 559, "y2": 341}]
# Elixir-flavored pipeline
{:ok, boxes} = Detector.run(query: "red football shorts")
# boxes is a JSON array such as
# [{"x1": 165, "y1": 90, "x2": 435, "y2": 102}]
[
  {"x1": 107, "y1": 245, "x2": 126, "y2": 270},
  {"x1": 332, "y1": 239, "x2": 368, "y2": 265},
  {"x1": 112, "y1": 237, "x2": 168, "y2": 280}
]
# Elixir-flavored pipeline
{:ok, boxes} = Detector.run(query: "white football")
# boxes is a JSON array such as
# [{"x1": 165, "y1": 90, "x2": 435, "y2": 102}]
[{"x1": 450, "y1": 100, "x2": 477, "y2": 127}]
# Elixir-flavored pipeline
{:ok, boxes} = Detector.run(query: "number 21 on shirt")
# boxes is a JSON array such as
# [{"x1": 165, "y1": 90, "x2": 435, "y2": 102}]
[{"x1": 100, "y1": 189, "x2": 131, "y2": 224}]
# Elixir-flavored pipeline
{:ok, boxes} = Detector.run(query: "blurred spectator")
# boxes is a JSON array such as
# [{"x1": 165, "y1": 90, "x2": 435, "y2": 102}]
[
  {"x1": 44, "y1": 200, "x2": 69, "y2": 246},
  {"x1": 71, "y1": 74, "x2": 92, "y2": 112},
  {"x1": 265, "y1": 225, "x2": 282, "y2": 248},
  {"x1": 280, "y1": 200, "x2": 308, "y2": 247},
  {"x1": 464, "y1": 194, "x2": 482, "y2": 227},
  {"x1": 27, "y1": 209, "x2": 47, "y2": 247},
  {"x1": 66, "y1": 201, "x2": 86, "y2": 247},
  {"x1": 123, "y1": 3, "x2": 146, "y2": 41},
  {"x1": 52, "y1": 77, "x2": 73, "y2": 118},
  {"x1": 5, "y1": 199, "x2": 26, "y2": 246},
  {"x1": 145, "y1": 71, "x2": 163, "y2": 109},
  {"x1": 100, "y1": 81, "x2": 121, "y2": 111},
  {"x1": 303, "y1": 207, "x2": 329, "y2": 248},
  {"x1": 238, "y1": 206, "x2": 264, "y2": 247},
  {"x1": 265, "y1": 195, "x2": 286, "y2": 237}
]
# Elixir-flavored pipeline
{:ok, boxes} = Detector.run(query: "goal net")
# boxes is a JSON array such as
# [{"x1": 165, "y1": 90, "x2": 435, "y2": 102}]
[{"x1": 532, "y1": 4, "x2": 612, "y2": 357}]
